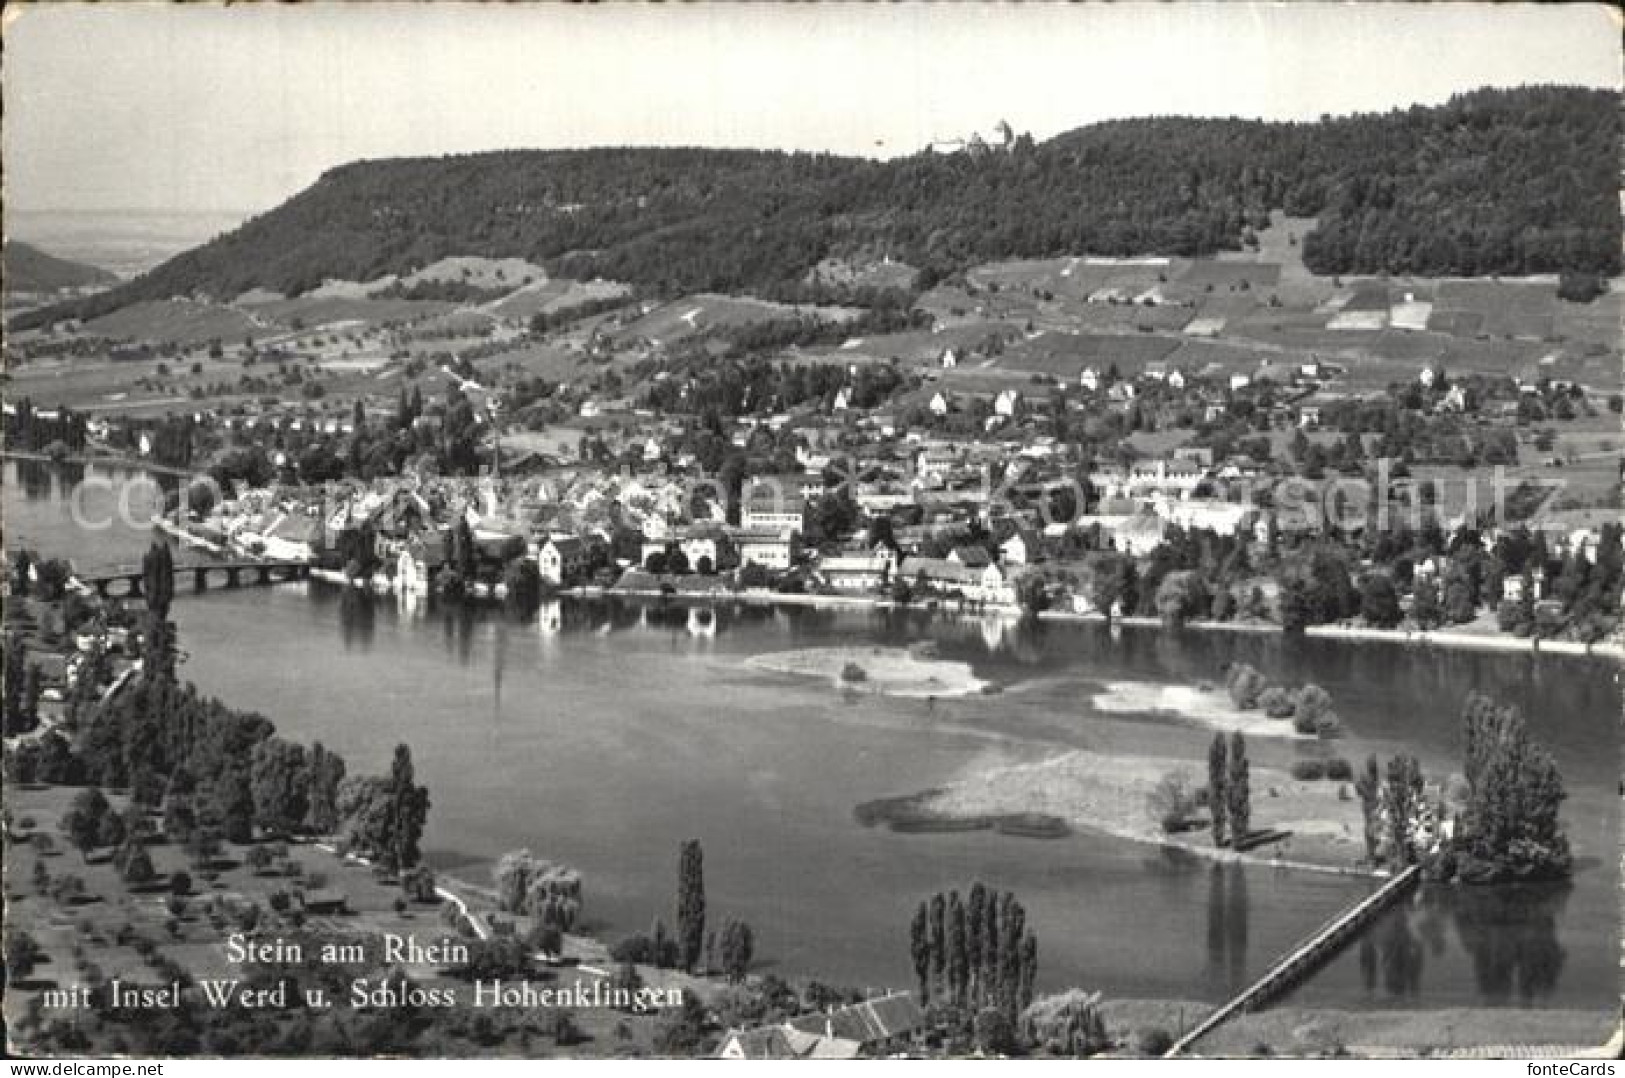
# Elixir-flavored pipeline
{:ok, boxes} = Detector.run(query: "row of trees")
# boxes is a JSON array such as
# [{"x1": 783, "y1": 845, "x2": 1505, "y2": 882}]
[
  {"x1": 1207, "y1": 733, "x2": 1252, "y2": 848},
  {"x1": 37, "y1": 543, "x2": 432, "y2": 876},
  {"x1": 1351, "y1": 692, "x2": 1570, "y2": 882},
  {"x1": 908, "y1": 883, "x2": 1039, "y2": 1018}
]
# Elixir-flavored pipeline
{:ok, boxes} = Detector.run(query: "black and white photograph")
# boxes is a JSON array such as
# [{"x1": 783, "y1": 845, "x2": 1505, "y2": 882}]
[{"x1": 1, "y1": 1, "x2": 1620, "y2": 1063}]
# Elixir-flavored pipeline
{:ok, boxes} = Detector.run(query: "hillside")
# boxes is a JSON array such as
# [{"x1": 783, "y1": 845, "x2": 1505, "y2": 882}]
[
  {"x1": 3, "y1": 241, "x2": 117, "y2": 293},
  {"x1": 15, "y1": 86, "x2": 1619, "y2": 330}
]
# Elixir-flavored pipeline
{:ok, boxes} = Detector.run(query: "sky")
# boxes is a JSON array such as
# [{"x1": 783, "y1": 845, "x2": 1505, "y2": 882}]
[{"x1": 3, "y1": 2, "x2": 1619, "y2": 218}]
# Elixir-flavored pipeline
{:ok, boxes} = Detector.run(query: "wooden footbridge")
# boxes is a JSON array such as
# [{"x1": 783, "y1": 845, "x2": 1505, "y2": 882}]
[
  {"x1": 1165, "y1": 864, "x2": 1423, "y2": 1058},
  {"x1": 72, "y1": 558, "x2": 311, "y2": 599}
]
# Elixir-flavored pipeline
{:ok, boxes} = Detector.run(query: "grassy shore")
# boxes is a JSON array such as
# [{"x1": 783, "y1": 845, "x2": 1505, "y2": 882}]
[{"x1": 861, "y1": 748, "x2": 1374, "y2": 875}]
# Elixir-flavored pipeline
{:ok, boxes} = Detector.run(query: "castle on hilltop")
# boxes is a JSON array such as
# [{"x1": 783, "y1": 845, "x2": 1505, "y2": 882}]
[{"x1": 927, "y1": 119, "x2": 1015, "y2": 157}]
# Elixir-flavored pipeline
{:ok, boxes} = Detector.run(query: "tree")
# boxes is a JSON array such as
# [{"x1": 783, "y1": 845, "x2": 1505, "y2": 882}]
[
  {"x1": 1278, "y1": 577, "x2": 1314, "y2": 633},
  {"x1": 1208, "y1": 735, "x2": 1229, "y2": 847},
  {"x1": 1359, "y1": 573, "x2": 1402, "y2": 628},
  {"x1": 250, "y1": 738, "x2": 309, "y2": 838},
  {"x1": 929, "y1": 892, "x2": 947, "y2": 998},
  {"x1": 1226, "y1": 733, "x2": 1251, "y2": 846},
  {"x1": 1225, "y1": 663, "x2": 1268, "y2": 709},
  {"x1": 909, "y1": 901, "x2": 932, "y2": 1002},
  {"x1": 1022, "y1": 990, "x2": 1108, "y2": 1057},
  {"x1": 1353, "y1": 756, "x2": 1383, "y2": 863},
  {"x1": 1382, "y1": 755, "x2": 1425, "y2": 869},
  {"x1": 1410, "y1": 577, "x2": 1443, "y2": 629},
  {"x1": 947, "y1": 890, "x2": 969, "y2": 1005},
  {"x1": 1014, "y1": 573, "x2": 1050, "y2": 620},
  {"x1": 5, "y1": 930, "x2": 43, "y2": 982},
  {"x1": 304, "y1": 743, "x2": 347, "y2": 834},
  {"x1": 676, "y1": 839, "x2": 706, "y2": 972},
  {"x1": 385, "y1": 744, "x2": 430, "y2": 873},
  {"x1": 121, "y1": 844, "x2": 157, "y2": 888},
  {"x1": 974, "y1": 1006, "x2": 1017, "y2": 1056},
  {"x1": 142, "y1": 540, "x2": 174, "y2": 617},
  {"x1": 1155, "y1": 570, "x2": 1206, "y2": 627},
  {"x1": 718, "y1": 919, "x2": 755, "y2": 984},
  {"x1": 1455, "y1": 693, "x2": 1571, "y2": 882},
  {"x1": 1147, "y1": 769, "x2": 1198, "y2": 833},
  {"x1": 61, "y1": 788, "x2": 111, "y2": 861}
]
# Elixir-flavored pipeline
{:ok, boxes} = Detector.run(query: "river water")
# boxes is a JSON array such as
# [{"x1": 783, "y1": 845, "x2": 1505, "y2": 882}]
[{"x1": 4, "y1": 461, "x2": 1618, "y2": 1013}]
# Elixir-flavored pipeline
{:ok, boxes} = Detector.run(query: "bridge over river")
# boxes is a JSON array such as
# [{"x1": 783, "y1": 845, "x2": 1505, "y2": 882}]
[
  {"x1": 1166, "y1": 865, "x2": 1423, "y2": 1057},
  {"x1": 71, "y1": 557, "x2": 311, "y2": 599}
]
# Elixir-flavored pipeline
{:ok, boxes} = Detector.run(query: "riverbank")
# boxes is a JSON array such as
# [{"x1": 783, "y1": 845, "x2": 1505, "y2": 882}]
[
  {"x1": 746, "y1": 645, "x2": 992, "y2": 698},
  {"x1": 860, "y1": 749, "x2": 1377, "y2": 877},
  {"x1": 1102, "y1": 998, "x2": 1619, "y2": 1058},
  {"x1": 1089, "y1": 680, "x2": 1313, "y2": 739},
  {"x1": 601, "y1": 581, "x2": 1623, "y2": 660},
  {"x1": 1040, "y1": 608, "x2": 1625, "y2": 660}
]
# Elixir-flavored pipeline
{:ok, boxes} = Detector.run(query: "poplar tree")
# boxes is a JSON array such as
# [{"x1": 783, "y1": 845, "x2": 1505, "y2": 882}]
[
  {"x1": 946, "y1": 891, "x2": 968, "y2": 1005},
  {"x1": 909, "y1": 901, "x2": 932, "y2": 1002},
  {"x1": 966, "y1": 882, "x2": 987, "y2": 1001},
  {"x1": 929, "y1": 892, "x2": 946, "y2": 997},
  {"x1": 676, "y1": 839, "x2": 706, "y2": 972},
  {"x1": 1208, "y1": 734, "x2": 1229, "y2": 846},
  {"x1": 1227, "y1": 732, "x2": 1251, "y2": 847}
]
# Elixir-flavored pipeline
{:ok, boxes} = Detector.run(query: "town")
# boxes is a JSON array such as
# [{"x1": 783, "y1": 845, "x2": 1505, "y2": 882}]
[{"x1": 1, "y1": 6, "x2": 1619, "y2": 1062}]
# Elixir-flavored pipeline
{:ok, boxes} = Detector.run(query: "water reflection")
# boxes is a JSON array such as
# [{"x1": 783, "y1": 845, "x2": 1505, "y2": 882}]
[
  {"x1": 1450, "y1": 882, "x2": 1570, "y2": 1005},
  {"x1": 337, "y1": 587, "x2": 375, "y2": 651},
  {"x1": 1204, "y1": 864, "x2": 1250, "y2": 992}
]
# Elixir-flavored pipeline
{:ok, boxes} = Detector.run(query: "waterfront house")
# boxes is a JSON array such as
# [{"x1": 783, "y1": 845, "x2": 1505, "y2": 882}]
[
  {"x1": 396, "y1": 531, "x2": 448, "y2": 595},
  {"x1": 734, "y1": 529, "x2": 796, "y2": 571},
  {"x1": 1000, "y1": 527, "x2": 1042, "y2": 566},
  {"x1": 817, "y1": 551, "x2": 894, "y2": 592},
  {"x1": 538, "y1": 536, "x2": 588, "y2": 586}
]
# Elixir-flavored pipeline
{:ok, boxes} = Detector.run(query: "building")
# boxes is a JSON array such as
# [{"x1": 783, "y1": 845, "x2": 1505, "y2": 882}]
[
  {"x1": 948, "y1": 545, "x2": 992, "y2": 569},
  {"x1": 903, "y1": 556, "x2": 1010, "y2": 604},
  {"x1": 740, "y1": 480, "x2": 807, "y2": 532},
  {"x1": 537, "y1": 536, "x2": 588, "y2": 586},
  {"x1": 396, "y1": 531, "x2": 447, "y2": 595},
  {"x1": 1000, "y1": 527, "x2": 1041, "y2": 565},
  {"x1": 260, "y1": 510, "x2": 322, "y2": 562},
  {"x1": 818, "y1": 552, "x2": 894, "y2": 592},
  {"x1": 719, "y1": 992, "x2": 925, "y2": 1061},
  {"x1": 734, "y1": 529, "x2": 796, "y2": 571}
]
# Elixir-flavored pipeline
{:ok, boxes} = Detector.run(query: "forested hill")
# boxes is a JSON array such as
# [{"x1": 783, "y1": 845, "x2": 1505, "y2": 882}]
[
  {"x1": 3, "y1": 242, "x2": 117, "y2": 293},
  {"x1": 21, "y1": 85, "x2": 1619, "y2": 326}
]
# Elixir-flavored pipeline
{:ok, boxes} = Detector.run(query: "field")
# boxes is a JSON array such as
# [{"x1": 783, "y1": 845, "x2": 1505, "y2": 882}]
[
  {"x1": 485, "y1": 279, "x2": 633, "y2": 321},
  {"x1": 609, "y1": 293, "x2": 862, "y2": 347},
  {"x1": 83, "y1": 300, "x2": 261, "y2": 346},
  {"x1": 997, "y1": 331, "x2": 1181, "y2": 379},
  {"x1": 2, "y1": 782, "x2": 700, "y2": 1058}
]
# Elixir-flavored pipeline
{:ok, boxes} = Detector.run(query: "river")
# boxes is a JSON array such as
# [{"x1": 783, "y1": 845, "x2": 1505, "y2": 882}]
[{"x1": 4, "y1": 461, "x2": 1618, "y2": 1014}]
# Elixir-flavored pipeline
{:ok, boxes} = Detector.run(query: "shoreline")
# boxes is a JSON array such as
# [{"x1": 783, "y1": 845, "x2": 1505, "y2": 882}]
[
  {"x1": 861, "y1": 749, "x2": 1383, "y2": 880},
  {"x1": 598, "y1": 583, "x2": 1623, "y2": 660}
]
